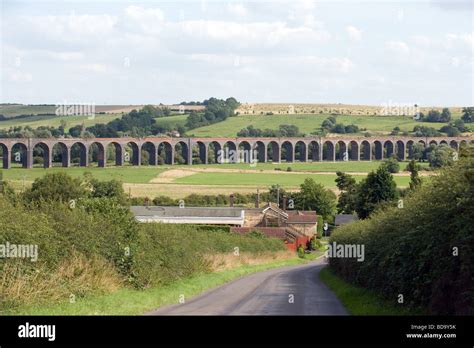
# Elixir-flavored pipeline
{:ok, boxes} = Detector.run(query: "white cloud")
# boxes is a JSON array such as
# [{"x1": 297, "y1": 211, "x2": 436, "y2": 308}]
[
  {"x1": 346, "y1": 26, "x2": 362, "y2": 42},
  {"x1": 385, "y1": 40, "x2": 410, "y2": 54},
  {"x1": 8, "y1": 70, "x2": 33, "y2": 82},
  {"x1": 227, "y1": 3, "x2": 248, "y2": 17}
]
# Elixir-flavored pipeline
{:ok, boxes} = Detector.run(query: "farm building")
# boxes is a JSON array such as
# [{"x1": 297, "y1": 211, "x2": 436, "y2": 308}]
[{"x1": 130, "y1": 203, "x2": 318, "y2": 250}]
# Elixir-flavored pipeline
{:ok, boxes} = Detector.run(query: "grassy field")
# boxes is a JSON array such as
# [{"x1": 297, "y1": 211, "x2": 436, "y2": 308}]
[
  {"x1": 174, "y1": 171, "x2": 412, "y2": 188},
  {"x1": 6, "y1": 256, "x2": 312, "y2": 315},
  {"x1": 0, "y1": 113, "x2": 122, "y2": 129},
  {"x1": 188, "y1": 113, "x2": 462, "y2": 137},
  {"x1": 193, "y1": 161, "x2": 429, "y2": 172},
  {"x1": 1, "y1": 166, "x2": 165, "y2": 184},
  {"x1": 319, "y1": 267, "x2": 423, "y2": 315},
  {"x1": 153, "y1": 114, "x2": 188, "y2": 129},
  {"x1": 0, "y1": 112, "x2": 187, "y2": 131}
]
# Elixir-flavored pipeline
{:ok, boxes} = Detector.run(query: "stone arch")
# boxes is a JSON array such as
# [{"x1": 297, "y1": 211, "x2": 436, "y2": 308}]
[
  {"x1": 124, "y1": 141, "x2": 140, "y2": 166},
  {"x1": 395, "y1": 140, "x2": 405, "y2": 161},
  {"x1": 11, "y1": 142, "x2": 29, "y2": 168},
  {"x1": 281, "y1": 141, "x2": 294, "y2": 162},
  {"x1": 88, "y1": 142, "x2": 106, "y2": 167},
  {"x1": 295, "y1": 141, "x2": 307, "y2": 162},
  {"x1": 348, "y1": 141, "x2": 359, "y2": 161},
  {"x1": 429, "y1": 140, "x2": 438, "y2": 147},
  {"x1": 418, "y1": 140, "x2": 426, "y2": 147},
  {"x1": 238, "y1": 141, "x2": 252, "y2": 164},
  {"x1": 175, "y1": 141, "x2": 189, "y2": 164},
  {"x1": 335, "y1": 141, "x2": 347, "y2": 161},
  {"x1": 70, "y1": 142, "x2": 88, "y2": 166},
  {"x1": 207, "y1": 141, "x2": 222, "y2": 164},
  {"x1": 158, "y1": 142, "x2": 173, "y2": 165},
  {"x1": 373, "y1": 140, "x2": 383, "y2": 160},
  {"x1": 267, "y1": 141, "x2": 280, "y2": 163},
  {"x1": 141, "y1": 142, "x2": 157, "y2": 165},
  {"x1": 323, "y1": 141, "x2": 335, "y2": 161},
  {"x1": 255, "y1": 141, "x2": 266, "y2": 163},
  {"x1": 308, "y1": 141, "x2": 320, "y2": 161},
  {"x1": 222, "y1": 141, "x2": 237, "y2": 164},
  {"x1": 32, "y1": 142, "x2": 51, "y2": 168},
  {"x1": 406, "y1": 140, "x2": 415, "y2": 159},
  {"x1": 360, "y1": 140, "x2": 371, "y2": 160},
  {"x1": 106, "y1": 142, "x2": 124, "y2": 166},
  {"x1": 192, "y1": 141, "x2": 207, "y2": 164},
  {"x1": 52, "y1": 142, "x2": 69, "y2": 167},
  {"x1": 449, "y1": 140, "x2": 458, "y2": 150},
  {"x1": 383, "y1": 140, "x2": 394, "y2": 158},
  {"x1": 439, "y1": 140, "x2": 448, "y2": 146},
  {"x1": 0, "y1": 142, "x2": 9, "y2": 169}
]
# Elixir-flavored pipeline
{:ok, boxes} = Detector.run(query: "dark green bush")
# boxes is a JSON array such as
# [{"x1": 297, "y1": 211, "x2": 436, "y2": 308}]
[{"x1": 329, "y1": 157, "x2": 474, "y2": 314}]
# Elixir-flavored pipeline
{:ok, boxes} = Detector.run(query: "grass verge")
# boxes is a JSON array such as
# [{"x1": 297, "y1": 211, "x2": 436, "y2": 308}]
[
  {"x1": 5, "y1": 255, "x2": 317, "y2": 315},
  {"x1": 319, "y1": 267, "x2": 424, "y2": 315}
]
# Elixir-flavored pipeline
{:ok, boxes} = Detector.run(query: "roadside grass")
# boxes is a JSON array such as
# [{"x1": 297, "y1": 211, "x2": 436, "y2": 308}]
[
  {"x1": 188, "y1": 113, "x2": 463, "y2": 137},
  {"x1": 5, "y1": 256, "x2": 314, "y2": 315},
  {"x1": 319, "y1": 267, "x2": 424, "y2": 315}
]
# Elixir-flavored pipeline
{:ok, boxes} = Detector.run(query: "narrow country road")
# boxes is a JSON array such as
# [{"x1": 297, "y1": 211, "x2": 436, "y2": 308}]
[{"x1": 147, "y1": 258, "x2": 348, "y2": 315}]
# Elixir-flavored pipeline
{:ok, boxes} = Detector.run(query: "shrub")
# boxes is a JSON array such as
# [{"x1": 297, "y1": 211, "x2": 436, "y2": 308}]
[{"x1": 328, "y1": 156, "x2": 474, "y2": 314}]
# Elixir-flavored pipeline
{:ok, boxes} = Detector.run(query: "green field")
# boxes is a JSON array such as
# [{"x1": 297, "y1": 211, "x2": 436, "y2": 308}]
[
  {"x1": 174, "y1": 171, "x2": 412, "y2": 188},
  {"x1": 0, "y1": 113, "x2": 122, "y2": 130},
  {"x1": 188, "y1": 113, "x2": 462, "y2": 137},
  {"x1": 193, "y1": 161, "x2": 429, "y2": 172},
  {"x1": 0, "y1": 104, "x2": 57, "y2": 117},
  {"x1": 1, "y1": 166, "x2": 165, "y2": 184},
  {"x1": 153, "y1": 114, "x2": 188, "y2": 129}
]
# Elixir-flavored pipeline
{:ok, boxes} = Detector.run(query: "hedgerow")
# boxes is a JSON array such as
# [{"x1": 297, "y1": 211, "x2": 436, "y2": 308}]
[
  {"x1": 0, "y1": 196, "x2": 285, "y2": 310},
  {"x1": 328, "y1": 156, "x2": 473, "y2": 314}
]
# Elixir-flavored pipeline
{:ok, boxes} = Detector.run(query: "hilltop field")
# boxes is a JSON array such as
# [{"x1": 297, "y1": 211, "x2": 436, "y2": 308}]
[{"x1": 1, "y1": 103, "x2": 467, "y2": 137}]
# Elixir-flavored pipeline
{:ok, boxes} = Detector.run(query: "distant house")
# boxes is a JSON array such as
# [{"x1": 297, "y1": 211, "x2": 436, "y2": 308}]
[{"x1": 335, "y1": 214, "x2": 359, "y2": 226}]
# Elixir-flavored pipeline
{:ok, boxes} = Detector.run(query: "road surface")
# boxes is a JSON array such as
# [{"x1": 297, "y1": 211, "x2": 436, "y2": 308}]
[{"x1": 147, "y1": 258, "x2": 348, "y2": 315}]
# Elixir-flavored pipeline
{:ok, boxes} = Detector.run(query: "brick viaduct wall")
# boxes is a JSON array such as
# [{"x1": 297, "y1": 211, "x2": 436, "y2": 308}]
[{"x1": 0, "y1": 136, "x2": 472, "y2": 169}]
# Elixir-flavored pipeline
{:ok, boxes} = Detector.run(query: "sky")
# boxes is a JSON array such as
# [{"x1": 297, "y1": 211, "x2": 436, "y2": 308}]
[{"x1": 1, "y1": 0, "x2": 473, "y2": 106}]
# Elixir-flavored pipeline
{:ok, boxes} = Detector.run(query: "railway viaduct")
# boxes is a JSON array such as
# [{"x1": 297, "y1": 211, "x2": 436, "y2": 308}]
[{"x1": 0, "y1": 136, "x2": 472, "y2": 169}]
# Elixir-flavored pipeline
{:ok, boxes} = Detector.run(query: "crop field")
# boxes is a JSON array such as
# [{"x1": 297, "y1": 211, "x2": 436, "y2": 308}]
[
  {"x1": 0, "y1": 104, "x2": 145, "y2": 118},
  {"x1": 189, "y1": 113, "x2": 462, "y2": 137},
  {"x1": 236, "y1": 103, "x2": 464, "y2": 116}
]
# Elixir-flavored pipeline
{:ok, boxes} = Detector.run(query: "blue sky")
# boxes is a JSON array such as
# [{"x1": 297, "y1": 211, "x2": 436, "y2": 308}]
[{"x1": 1, "y1": 0, "x2": 472, "y2": 106}]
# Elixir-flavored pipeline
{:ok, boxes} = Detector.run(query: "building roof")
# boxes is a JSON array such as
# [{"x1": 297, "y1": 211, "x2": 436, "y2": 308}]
[
  {"x1": 130, "y1": 206, "x2": 245, "y2": 225},
  {"x1": 335, "y1": 214, "x2": 358, "y2": 225}
]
